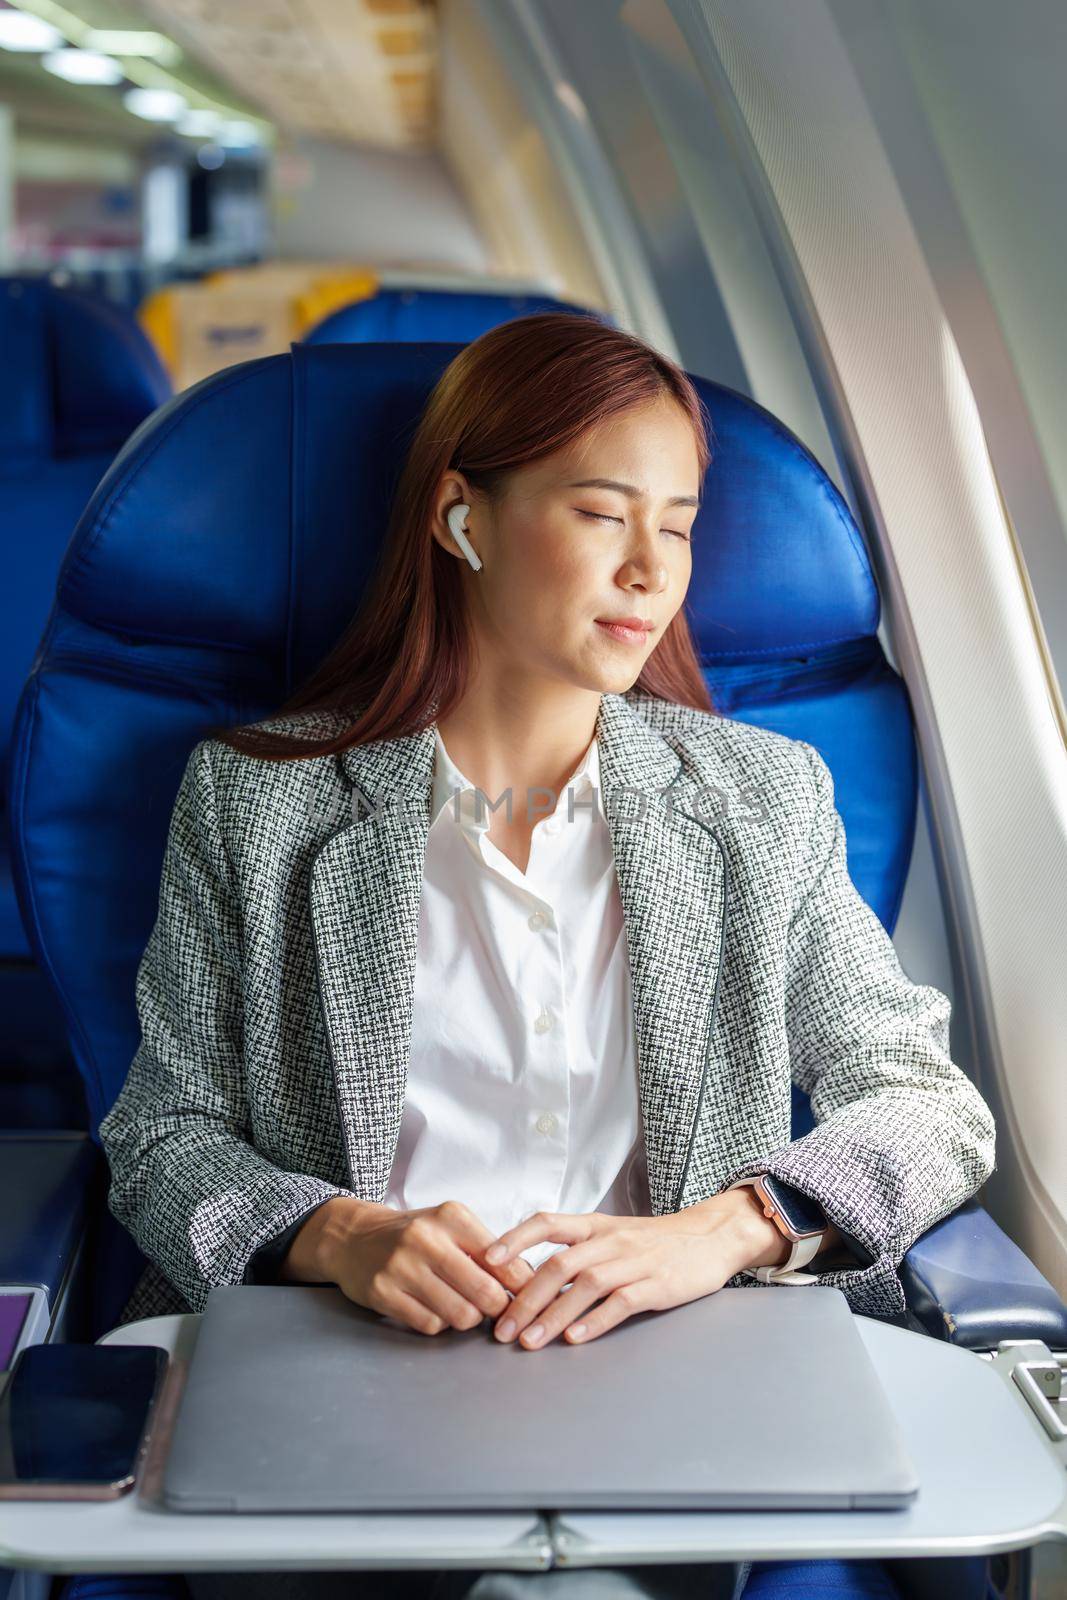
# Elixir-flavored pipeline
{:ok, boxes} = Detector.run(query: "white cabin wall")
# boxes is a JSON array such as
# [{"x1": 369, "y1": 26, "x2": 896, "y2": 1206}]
[
  {"x1": 827, "y1": 0, "x2": 1067, "y2": 761},
  {"x1": 270, "y1": 134, "x2": 487, "y2": 269}
]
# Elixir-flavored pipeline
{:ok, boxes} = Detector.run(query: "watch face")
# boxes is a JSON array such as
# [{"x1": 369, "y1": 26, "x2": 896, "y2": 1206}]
[{"x1": 761, "y1": 1175, "x2": 826, "y2": 1239}]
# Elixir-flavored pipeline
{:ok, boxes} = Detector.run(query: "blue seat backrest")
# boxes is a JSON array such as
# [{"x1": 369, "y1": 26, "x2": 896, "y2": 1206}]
[
  {"x1": 0, "y1": 277, "x2": 170, "y2": 796},
  {"x1": 303, "y1": 285, "x2": 609, "y2": 344},
  {"x1": 0, "y1": 277, "x2": 171, "y2": 972},
  {"x1": 8, "y1": 341, "x2": 914, "y2": 1138},
  {"x1": 0, "y1": 276, "x2": 170, "y2": 464}
]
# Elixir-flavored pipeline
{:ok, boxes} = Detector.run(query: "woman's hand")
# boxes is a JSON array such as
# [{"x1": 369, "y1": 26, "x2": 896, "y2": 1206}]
[
  {"x1": 323, "y1": 1197, "x2": 537, "y2": 1336},
  {"x1": 484, "y1": 1188, "x2": 790, "y2": 1350}
]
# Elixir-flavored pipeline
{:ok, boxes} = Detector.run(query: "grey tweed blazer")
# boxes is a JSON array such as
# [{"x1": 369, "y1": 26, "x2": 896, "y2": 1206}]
[{"x1": 100, "y1": 688, "x2": 996, "y2": 1329}]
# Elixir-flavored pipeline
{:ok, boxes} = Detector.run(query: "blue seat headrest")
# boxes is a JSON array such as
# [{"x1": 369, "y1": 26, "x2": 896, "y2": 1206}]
[
  {"x1": 55, "y1": 342, "x2": 877, "y2": 670},
  {"x1": 0, "y1": 277, "x2": 170, "y2": 465},
  {"x1": 304, "y1": 286, "x2": 607, "y2": 345}
]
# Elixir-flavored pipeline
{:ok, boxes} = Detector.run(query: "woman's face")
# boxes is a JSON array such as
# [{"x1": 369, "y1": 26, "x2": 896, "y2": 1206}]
[{"x1": 435, "y1": 396, "x2": 701, "y2": 695}]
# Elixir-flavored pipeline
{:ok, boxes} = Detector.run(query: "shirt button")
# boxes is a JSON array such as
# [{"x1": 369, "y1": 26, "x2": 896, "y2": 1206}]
[
  {"x1": 533, "y1": 1008, "x2": 553, "y2": 1034},
  {"x1": 543, "y1": 817, "x2": 561, "y2": 836},
  {"x1": 528, "y1": 910, "x2": 547, "y2": 931},
  {"x1": 535, "y1": 1112, "x2": 558, "y2": 1136}
]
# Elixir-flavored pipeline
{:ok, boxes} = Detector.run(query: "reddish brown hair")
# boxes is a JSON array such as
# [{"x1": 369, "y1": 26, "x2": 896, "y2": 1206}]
[{"x1": 206, "y1": 311, "x2": 716, "y2": 762}]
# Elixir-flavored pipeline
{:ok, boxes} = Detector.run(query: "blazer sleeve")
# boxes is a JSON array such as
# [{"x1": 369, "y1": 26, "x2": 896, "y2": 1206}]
[
  {"x1": 722, "y1": 741, "x2": 997, "y2": 1321},
  {"x1": 97, "y1": 738, "x2": 355, "y2": 1315}
]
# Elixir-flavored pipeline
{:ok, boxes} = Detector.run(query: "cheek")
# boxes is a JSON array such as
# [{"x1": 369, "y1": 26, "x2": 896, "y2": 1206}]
[
  {"x1": 521, "y1": 525, "x2": 594, "y2": 590},
  {"x1": 490, "y1": 538, "x2": 582, "y2": 634},
  {"x1": 670, "y1": 548, "x2": 694, "y2": 594}
]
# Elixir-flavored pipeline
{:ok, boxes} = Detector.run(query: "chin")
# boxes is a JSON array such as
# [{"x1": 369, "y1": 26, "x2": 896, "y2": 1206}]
[
  {"x1": 567, "y1": 647, "x2": 646, "y2": 694},
  {"x1": 599, "y1": 667, "x2": 642, "y2": 694}
]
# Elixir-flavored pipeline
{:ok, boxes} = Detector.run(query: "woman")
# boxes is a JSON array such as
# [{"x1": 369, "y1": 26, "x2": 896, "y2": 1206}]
[{"x1": 99, "y1": 313, "x2": 996, "y2": 1600}]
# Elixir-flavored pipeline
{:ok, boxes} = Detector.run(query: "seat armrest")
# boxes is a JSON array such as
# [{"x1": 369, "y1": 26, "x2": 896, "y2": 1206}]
[
  {"x1": 899, "y1": 1198, "x2": 1067, "y2": 1350},
  {"x1": 0, "y1": 1132, "x2": 102, "y2": 1306}
]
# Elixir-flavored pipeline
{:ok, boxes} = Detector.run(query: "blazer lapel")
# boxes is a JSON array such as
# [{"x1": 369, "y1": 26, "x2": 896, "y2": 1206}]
[
  {"x1": 595, "y1": 693, "x2": 728, "y2": 1215},
  {"x1": 308, "y1": 691, "x2": 727, "y2": 1216},
  {"x1": 308, "y1": 721, "x2": 436, "y2": 1201}
]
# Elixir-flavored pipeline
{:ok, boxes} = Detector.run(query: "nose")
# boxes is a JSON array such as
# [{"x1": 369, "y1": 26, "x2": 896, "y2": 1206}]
[
  {"x1": 625, "y1": 556, "x2": 669, "y2": 593},
  {"x1": 619, "y1": 521, "x2": 676, "y2": 595}
]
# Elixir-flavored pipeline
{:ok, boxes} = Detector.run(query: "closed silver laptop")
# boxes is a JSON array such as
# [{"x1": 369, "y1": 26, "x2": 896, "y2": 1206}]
[{"x1": 160, "y1": 1283, "x2": 919, "y2": 1513}]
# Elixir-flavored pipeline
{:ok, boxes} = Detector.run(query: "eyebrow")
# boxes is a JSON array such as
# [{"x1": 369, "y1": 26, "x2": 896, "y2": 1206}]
[{"x1": 566, "y1": 477, "x2": 700, "y2": 509}]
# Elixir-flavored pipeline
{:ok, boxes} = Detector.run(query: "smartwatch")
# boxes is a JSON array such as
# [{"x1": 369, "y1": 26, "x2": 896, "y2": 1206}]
[{"x1": 728, "y1": 1174, "x2": 829, "y2": 1283}]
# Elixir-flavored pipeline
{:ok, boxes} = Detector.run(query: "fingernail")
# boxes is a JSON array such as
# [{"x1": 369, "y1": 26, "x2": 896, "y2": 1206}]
[
  {"x1": 486, "y1": 1244, "x2": 506, "y2": 1263},
  {"x1": 568, "y1": 1324, "x2": 587, "y2": 1340},
  {"x1": 496, "y1": 1319, "x2": 515, "y2": 1341},
  {"x1": 523, "y1": 1324, "x2": 545, "y2": 1345}
]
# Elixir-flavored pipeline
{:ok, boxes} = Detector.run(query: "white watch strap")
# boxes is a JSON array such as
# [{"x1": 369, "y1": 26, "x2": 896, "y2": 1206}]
[
  {"x1": 729, "y1": 1178, "x2": 827, "y2": 1284},
  {"x1": 750, "y1": 1228, "x2": 824, "y2": 1284}
]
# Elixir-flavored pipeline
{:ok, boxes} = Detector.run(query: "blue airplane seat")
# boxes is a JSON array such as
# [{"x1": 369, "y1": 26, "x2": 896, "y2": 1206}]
[
  {"x1": 48, "y1": 1560, "x2": 995, "y2": 1600},
  {"x1": 6, "y1": 340, "x2": 1061, "y2": 1600},
  {"x1": 303, "y1": 283, "x2": 607, "y2": 343},
  {"x1": 743, "y1": 1556, "x2": 994, "y2": 1600},
  {"x1": 684, "y1": 377, "x2": 912, "y2": 1144},
  {"x1": 0, "y1": 276, "x2": 171, "y2": 1132},
  {"x1": 56, "y1": 1580, "x2": 190, "y2": 1598}
]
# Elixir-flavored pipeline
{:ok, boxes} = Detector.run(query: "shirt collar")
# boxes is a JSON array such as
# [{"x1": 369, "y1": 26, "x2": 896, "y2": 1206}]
[{"x1": 430, "y1": 726, "x2": 601, "y2": 833}]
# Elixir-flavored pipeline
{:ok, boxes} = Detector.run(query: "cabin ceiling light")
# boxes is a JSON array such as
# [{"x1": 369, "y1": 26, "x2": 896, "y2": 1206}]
[
  {"x1": 41, "y1": 47, "x2": 123, "y2": 84},
  {"x1": 0, "y1": 10, "x2": 63, "y2": 50},
  {"x1": 84, "y1": 30, "x2": 181, "y2": 64},
  {"x1": 124, "y1": 87, "x2": 188, "y2": 122},
  {"x1": 217, "y1": 119, "x2": 262, "y2": 148},
  {"x1": 176, "y1": 109, "x2": 223, "y2": 137}
]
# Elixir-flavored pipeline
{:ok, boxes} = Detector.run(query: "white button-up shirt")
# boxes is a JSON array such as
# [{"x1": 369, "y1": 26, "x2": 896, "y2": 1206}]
[{"x1": 383, "y1": 724, "x2": 652, "y2": 1271}]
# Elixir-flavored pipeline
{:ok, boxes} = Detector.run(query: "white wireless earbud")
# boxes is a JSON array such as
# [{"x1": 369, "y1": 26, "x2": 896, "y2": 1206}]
[{"x1": 447, "y1": 503, "x2": 482, "y2": 572}]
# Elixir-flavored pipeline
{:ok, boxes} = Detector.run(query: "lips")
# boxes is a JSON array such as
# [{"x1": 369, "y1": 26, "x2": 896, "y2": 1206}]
[
  {"x1": 596, "y1": 616, "x2": 653, "y2": 631},
  {"x1": 595, "y1": 617, "x2": 654, "y2": 646}
]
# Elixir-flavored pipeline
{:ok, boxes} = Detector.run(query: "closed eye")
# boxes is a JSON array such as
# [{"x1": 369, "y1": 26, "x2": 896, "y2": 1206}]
[{"x1": 577, "y1": 510, "x2": 691, "y2": 543}]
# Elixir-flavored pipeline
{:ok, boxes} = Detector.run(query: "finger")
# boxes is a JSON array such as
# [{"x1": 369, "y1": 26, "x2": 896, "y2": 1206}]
[
  {"x1": 438, "y1": 1200, "x2": 540, "y2": 1292},
  {"x1": 388, "y1": 1217, "x2": 496, "y2": 1324},
  {"x1": 484, "y1": 1211, "x2": 588, "y2": 1267},
  {"x1": 510, "y1": 1259, "x2": 632, "y2": 1349},
  {"x1": 494, "y1": 1255, "x2": 537, "y2": 1295},
  {"x1": 397, "y1": 1250, "x2": 490, "y2": 1330},
  {"x1": 559, "y1": 1278, "x2": 654, "y2": 1347},
  {"x1": 488, "y1": 1249, "x2": 537, "y2": 1295},
  {"x1": 380, "y1": 1284, "x2": 449, "y2": 1338},
  {"x1": 494, "y1": 1240, "x2": 612, "y2": 1342},
  {"x1": 421, "y1": 1238, "x2": 513, "y2": 1319}
]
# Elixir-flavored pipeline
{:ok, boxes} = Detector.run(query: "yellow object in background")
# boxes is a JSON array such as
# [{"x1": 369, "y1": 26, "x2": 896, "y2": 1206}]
[
  {"x1": 137, "y1": 287, "x2": 179, "y2": 378},
  {"x1": 293, "y1": 270, "x2": 378, "y2": 336},
  {"x1": 135, "y1": 265, "x2": 379, "y2": 391}
]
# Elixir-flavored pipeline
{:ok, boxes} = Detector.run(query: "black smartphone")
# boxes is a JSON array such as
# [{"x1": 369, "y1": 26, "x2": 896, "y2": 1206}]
[{"x1": 0, "y1": 1342, "x2": 168, "y2": 1500}]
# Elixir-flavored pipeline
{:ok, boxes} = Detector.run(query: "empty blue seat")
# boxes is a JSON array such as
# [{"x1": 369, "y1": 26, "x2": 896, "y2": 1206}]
[
  {"x1": 303, "y1": 283, "x2": 608, "y2": 344},
  {"x1": 1, "y1": 276, "x2": 170, "y2": 1130}
]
